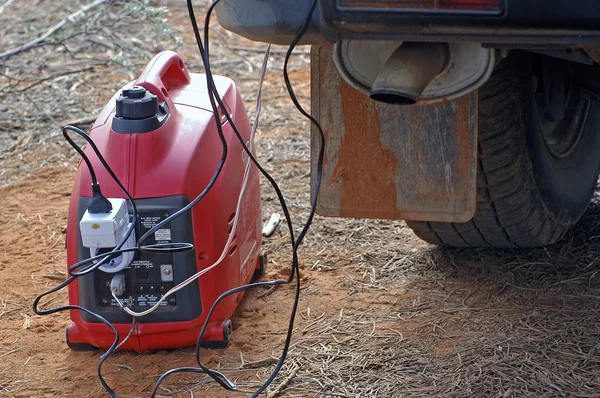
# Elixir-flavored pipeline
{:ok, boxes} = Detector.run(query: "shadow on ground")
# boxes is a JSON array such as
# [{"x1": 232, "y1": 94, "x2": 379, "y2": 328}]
[
  {"x1": 396, "y1": 202, "x2": 600, "y2": 397},
  {"x1": 436, "y1": 200, "x2": 600, "y2": 295}
]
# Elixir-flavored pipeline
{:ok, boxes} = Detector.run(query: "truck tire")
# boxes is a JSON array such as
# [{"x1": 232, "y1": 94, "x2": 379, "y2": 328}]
[{"x1": 408, "y1": 52, "x2": 600, "y2": 248}]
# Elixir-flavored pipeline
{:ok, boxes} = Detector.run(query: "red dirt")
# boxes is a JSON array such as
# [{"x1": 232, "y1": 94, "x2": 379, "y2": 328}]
[{"x1": 0, "y1": 156, "x2": 431, "y2": 397}]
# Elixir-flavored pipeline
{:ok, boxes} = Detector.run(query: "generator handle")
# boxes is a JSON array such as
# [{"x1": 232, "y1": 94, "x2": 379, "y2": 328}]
[{"x1": 135, "y1": 50, "x2": 191, "y2": 106}]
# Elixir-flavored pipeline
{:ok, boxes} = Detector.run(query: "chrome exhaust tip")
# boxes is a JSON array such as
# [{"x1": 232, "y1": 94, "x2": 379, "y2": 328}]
[{"x1": 370, "y1": 42, "x2": 449, "y2": 105}]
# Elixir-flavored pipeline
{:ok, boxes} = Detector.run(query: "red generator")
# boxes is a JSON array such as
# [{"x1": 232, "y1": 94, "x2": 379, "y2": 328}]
[{"x1": 65, "y1": 51, "x2": 265, "y2": 352}]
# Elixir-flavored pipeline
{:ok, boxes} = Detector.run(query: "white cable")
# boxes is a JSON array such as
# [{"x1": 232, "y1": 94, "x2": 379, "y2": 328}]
[{"x1": 114, "y1": 44, "x2": 271, "y2": 317}]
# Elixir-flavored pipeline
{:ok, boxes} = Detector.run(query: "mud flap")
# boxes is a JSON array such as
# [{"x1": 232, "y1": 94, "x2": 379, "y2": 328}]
[{"x1": 310, "y1": 45, "x2": 478, "y2": 223}]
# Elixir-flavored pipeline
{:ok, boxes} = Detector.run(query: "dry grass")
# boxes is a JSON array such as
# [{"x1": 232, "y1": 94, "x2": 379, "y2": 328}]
[
  {"x1": 0, "y1": 0, "x2": 180, "y2": 188},
  {"x1": 259, "y1": 201, "x2": 600, "y2": 397}
]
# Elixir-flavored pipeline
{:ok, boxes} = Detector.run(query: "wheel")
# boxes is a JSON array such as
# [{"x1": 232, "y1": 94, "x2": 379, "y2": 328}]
[{"x1": 408, "y1": 51, "x2": 600, "y2": 248}]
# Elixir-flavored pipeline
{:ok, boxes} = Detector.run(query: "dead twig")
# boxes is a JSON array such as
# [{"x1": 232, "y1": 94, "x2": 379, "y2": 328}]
[
  {"x1": 15, "y1": 66, "x2": 97, "y2": 93},
  {"x1": 0, "y1": 0, "x2": 108, "y2": 60},
  {"x1": 257, "y1": 286, "x2": 277, "y2": 298},
  {"x1": 241, "y1": 357, "x2": 277, "y2": 369},
  {"x1": 266, "y1": 366, "x2": 298, "y2": 398},
  {"x1": 542, "y1": 381, "x2": 565, "y2": 397},
  {"x1": 0, "y1": 0, "x2": 15, "y2": 15},
  {"x1": 62, "y1": 115, "x2": 98, "y2": 127}
]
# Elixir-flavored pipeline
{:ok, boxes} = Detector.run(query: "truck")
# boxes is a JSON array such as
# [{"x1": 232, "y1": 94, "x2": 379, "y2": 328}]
[{"x1": 216, "y1": 0, "x2": 600, "y2": 248}]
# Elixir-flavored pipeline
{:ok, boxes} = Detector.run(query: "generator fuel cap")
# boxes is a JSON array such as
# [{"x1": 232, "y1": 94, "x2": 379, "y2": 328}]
[{"x1": 112, "y1": 85, "x2": 169, "y2": 134}]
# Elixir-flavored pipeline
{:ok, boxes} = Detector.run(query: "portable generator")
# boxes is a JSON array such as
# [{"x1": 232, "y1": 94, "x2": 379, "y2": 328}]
[{"x1": 65, "y1": 51, "x2": 265, "y2": 352}]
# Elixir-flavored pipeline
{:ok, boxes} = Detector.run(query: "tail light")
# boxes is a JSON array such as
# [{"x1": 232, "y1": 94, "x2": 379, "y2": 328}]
[
  {"x1": 339, "y1": 0, "x2": 501, "y2": 12},
  {"x1": 438, "y1": 0, "x2": 500, "y2": 10}
]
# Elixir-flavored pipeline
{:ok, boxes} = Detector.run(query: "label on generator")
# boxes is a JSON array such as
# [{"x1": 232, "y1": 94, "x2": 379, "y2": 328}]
[
  {"x1": 133, "y1": 260, "x2": 153, "y2": 269},
  {"x1": 135, "y1": 294, "x2": 170, "y2": 307},
  {"x1": 140, "y1": 215, "x2": 172, "y2": 243},
  {"x1": 106, "y1": 295, "x2": 171, "y2": 308},
  {"x1": 140, "y1": 215, "x2": 162, "y2": 229},
  {"x1": 154, "y1": 228, "x2": 172, "y2": 242}
]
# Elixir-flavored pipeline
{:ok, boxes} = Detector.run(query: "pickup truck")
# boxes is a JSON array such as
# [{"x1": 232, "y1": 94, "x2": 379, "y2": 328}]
[{"x1": 216, "y1": 0, "x2": 600, "y2": 249}]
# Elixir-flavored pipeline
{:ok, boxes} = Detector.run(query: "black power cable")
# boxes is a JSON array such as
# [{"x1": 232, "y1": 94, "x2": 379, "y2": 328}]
[
  {"x1": 61, "y1": 127, "x2": 195, "y2": 278},
  {"x1": 33, "y1": 126, "x2": 195, "y2": 397},
  {"x1": 151, "y1": 0, "x2": 325, "y2": 396},
  {"x1": 62, "y1": 126, "x2": 139, "y2": 276},
  {"x1": 62, "y1": 127, "x2": 98, "y2": 185},
  {"x1": 196, "y1": 0, "x2": 297, "y2": 252},
  {"x1": 199, "y1": 0, "x2": 325, "y2": 395},
  {"x1": 32, "y1": 125, "x2": 144, "y2": 398},
  {"x1": 33, "y1": 276, "x2": 122, "y2": 397}
]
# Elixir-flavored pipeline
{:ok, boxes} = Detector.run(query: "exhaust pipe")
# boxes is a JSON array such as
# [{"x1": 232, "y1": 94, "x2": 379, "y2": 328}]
[{"x1": 370, "y1": 42, "x2": 449, "y2": 105}]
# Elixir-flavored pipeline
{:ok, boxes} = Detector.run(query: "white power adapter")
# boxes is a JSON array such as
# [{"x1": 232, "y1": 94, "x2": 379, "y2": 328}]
[
  {"x1": 79, "y1": 198, "x2": 135, "y2": 273},
  {"x1": 80, "y1": 198, "x2": 128, "y2": 248}
]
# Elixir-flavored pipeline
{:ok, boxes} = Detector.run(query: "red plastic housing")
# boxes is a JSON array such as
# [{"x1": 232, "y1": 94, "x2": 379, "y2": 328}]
[{"x1": 65, "y1": 51, "x2": 262, "y2": 352}]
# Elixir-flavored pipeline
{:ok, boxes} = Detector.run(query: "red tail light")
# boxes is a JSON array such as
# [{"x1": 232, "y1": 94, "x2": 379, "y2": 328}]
[
  {"x1": 340, "y1": 0, "x2": 501, "y2": 12},
  {"x1": 437, "y1": 0, "x2": 500, "y2": 10},
  {"x1": 342, "y1": 0, "x2": 436, "y2": 8}
]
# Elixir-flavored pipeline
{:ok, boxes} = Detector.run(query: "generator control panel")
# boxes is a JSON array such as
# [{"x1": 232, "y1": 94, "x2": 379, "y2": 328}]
[{"x1": 76, "y1": 196, "x2": 202, "y2": 324}]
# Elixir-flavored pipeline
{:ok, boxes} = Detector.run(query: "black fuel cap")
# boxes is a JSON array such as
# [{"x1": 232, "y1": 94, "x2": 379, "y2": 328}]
[
  {"x1": 112, "y1": 86, "x2": 170, "y2": 134},
  {"x1": 115, "y1": 86, "x2": 159, "y2": 120}
]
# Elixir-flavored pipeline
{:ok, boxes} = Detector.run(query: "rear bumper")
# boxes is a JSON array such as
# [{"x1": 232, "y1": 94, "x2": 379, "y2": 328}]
[{"x1": 216, "y1": 0, "x2": 600, "y2": 45}]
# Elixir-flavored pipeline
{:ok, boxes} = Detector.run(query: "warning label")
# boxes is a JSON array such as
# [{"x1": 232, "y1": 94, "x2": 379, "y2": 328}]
[
  {"x1": 140, "y1": 215, "x2": 161, "y2": 229},
  {"x1": 140, "y1": 214, "x2": 172, "y2": 243},
  {"x1": 154, "y1": 229, "x2": 172, "y2": 242},
  {"x1": 132, "y1": 260, "x2": 153, "y2": 269}
]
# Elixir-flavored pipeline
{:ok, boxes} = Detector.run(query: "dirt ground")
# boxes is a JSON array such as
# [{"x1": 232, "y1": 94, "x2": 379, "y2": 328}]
[{"x1": 2, "y1": 1, "x2": 600, "y2": 397}]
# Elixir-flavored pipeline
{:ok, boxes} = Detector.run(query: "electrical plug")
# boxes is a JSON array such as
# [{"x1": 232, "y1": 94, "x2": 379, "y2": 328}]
[
  {"x1": 87, "y1": 183, "x2": 113, "y2": 214},
  {"x1": 110, "y1": 274, "x2": 126, "y2": 297}
]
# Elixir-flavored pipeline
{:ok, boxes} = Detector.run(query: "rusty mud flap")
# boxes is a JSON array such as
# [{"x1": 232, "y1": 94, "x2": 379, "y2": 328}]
[{"x1": 310, "y1": 45, "x2": 478, "y2": 223}]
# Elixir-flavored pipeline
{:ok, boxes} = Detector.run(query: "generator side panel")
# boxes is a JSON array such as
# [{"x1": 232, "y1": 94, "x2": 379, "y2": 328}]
[{"x1": 310, "y1": 44, "x2": 478, "y2": 223}]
